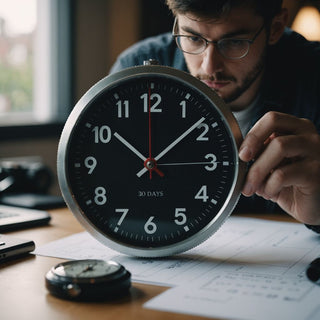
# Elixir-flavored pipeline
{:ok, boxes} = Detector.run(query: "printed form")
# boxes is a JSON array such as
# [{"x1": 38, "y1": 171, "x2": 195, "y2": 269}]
[{"x1": 34, "y1": 216, "x2": 320, "y2": 320}]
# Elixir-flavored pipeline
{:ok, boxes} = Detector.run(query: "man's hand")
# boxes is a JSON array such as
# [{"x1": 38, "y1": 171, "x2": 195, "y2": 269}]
[{"x1": 239, "y1": 111, "x2": 320, "y2": 225}]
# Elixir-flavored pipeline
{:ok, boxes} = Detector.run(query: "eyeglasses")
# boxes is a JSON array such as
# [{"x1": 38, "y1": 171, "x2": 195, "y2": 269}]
[{"x1": 172, "y1": 18, "x2": 265, "y2": 60}]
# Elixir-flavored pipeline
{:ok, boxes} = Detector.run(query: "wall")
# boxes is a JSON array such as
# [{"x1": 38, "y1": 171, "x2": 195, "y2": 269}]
[{"x1": 73, "y1": 0, "x2": 140, "y2": 99}]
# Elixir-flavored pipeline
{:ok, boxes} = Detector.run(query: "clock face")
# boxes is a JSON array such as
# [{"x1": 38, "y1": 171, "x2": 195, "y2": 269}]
[
  {"x1": 53, "y1": 260, "x2": 121, "y2": 279},
  {"x1": 58, "y1": 65, "x2": 245, "y2": 257}
]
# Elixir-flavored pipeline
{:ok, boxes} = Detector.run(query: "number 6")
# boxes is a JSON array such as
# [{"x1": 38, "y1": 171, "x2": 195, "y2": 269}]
[{"x1": 144, "y1": 216, "x2": 157, "y2": 234}]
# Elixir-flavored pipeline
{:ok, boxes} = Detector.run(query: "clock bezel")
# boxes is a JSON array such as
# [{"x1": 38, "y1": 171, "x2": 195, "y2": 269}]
[{"x1": 57, "y1": 65, "x2": 246, "y2": 257}]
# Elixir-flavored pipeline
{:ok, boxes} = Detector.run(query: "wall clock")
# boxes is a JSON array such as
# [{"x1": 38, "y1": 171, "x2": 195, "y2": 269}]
[{"x1": 57, "y1": 61, "x2": 245, "y2": 257}]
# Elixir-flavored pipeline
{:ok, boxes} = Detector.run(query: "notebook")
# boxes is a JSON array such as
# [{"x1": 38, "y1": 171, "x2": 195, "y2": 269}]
[{"x1": 0, "y1": 204, "x2": 51, "y2": 231}]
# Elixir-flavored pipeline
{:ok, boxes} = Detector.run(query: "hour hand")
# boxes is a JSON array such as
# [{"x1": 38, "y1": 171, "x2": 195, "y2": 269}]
[
  {"x1": 113, "y1": 132, "x2": 147, "y2": 162},
  {"x1": 114, "y1": 132, "x2": 164, "y2": 178}
]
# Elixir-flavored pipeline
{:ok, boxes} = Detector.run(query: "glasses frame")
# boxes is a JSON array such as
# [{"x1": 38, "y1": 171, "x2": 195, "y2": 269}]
[{"x1": 172, "y1": 17, "x2": 265, "y2": 60}]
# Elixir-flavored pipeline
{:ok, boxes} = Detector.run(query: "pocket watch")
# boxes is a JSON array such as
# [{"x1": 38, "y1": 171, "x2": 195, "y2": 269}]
[
  {"x1": 45, "y1": 259, "x2": 131, "y2": 301},
  {"x1": 57, "y1": 61, "x2": 245, "y2": 257}
]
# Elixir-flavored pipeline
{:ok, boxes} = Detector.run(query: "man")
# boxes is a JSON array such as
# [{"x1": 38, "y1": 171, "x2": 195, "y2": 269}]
[{"x1": 110, "y1": 0, "x2": 320, "y2": 232}]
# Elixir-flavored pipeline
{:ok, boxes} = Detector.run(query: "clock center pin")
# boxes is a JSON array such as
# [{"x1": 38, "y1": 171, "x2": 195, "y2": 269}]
[
  {"x1": 144, "y1": 158, "x2": 164, "y2": 178},
  {"x1": 145, "y1": 158, "x2": 156, "y2": 169}
]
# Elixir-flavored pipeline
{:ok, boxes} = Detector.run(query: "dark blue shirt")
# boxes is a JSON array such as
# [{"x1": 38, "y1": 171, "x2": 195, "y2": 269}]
[{"x1": 110, "y1": 29, "x2": 320, "y2": 231}]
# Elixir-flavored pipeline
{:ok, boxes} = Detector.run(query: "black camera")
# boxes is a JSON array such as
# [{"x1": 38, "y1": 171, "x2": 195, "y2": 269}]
[{"x1": 0, "y1": 159, "x2": 53, "y2": 194}]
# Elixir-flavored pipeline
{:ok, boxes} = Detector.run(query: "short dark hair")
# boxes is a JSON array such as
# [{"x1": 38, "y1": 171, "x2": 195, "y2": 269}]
[{"x1": 166, "y1": 0, "x2": 283, "y2": 24}]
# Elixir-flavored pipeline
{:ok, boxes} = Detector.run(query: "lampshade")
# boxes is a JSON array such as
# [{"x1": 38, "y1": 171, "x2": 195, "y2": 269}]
[{"x1": 291, "y1": 6, "x2": 320, "y2": 41}]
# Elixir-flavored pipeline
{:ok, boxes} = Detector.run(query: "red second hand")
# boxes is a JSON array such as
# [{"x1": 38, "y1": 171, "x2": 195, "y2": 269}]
[
  {"x1": 146, "y1": 83, "x2": 164, "y2": 179},
  {"x1": 148, "y1": 85, "x2": 152, "y2": 180}
]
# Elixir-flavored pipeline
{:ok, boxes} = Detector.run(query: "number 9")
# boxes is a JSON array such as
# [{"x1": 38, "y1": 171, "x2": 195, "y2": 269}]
[{"x1": 84, "y1": 156, "x2": 97, "y2": 174}]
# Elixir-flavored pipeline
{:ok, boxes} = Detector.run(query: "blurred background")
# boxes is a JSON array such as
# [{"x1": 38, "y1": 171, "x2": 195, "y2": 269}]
[{"x1": 0, "y1": 0, "x2": 319, "y2": 196}]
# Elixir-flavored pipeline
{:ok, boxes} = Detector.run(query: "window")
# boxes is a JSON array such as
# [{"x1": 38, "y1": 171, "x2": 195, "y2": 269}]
[{"x1": 0, "y1": 0, "x2": 72, "y2": 130}]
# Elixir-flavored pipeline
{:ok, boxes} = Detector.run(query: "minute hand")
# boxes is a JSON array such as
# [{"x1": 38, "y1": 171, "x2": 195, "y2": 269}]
[{"x1": 137, "y1": 117, "x2": 206, "y2": 177}]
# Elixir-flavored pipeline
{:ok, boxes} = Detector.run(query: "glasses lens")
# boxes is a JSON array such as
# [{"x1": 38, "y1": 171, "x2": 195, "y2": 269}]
[
  {"x1": 218, "y1": 39, "x2": 250, "y2": 59},
  {"x1": 176, "y1": 36, "x2": 206, "y2": 54}
]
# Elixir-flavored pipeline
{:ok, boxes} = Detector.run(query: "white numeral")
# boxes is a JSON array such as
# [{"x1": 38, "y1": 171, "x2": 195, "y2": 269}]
[
  {"x1": 205, "y1": 153, "x2": 217, "y2": 171},
  {"x1": 115, "y1": 209, "x2": 129, "y2": 230},
  {"x1": 140, "y1": 93, "x2": 162, "y2": 112},
  {"x1": 84, "y1": 156, "x2": 97, "y2": 174},
  {"x1": 174, "y1": 208, "x2": 187, "y2": 225},
  {"x1": 196, "y1": 123, "x2": 209, "y2": 141},
  {"x1": 116, "y1": 100, "x2": 129, "y2": 118},
  {"x1": 92, "y1": 125, "x2": 111, "y2": 143},
  {"x1": 94, "y1": 186, "x2": 107, "y2": 205},
  {"x1": 195, "y1": 185, "x2": 209, "y2": 202},
  {"x1": 180, "y1": 100, "x2": 186, "y2": 118},
  {"x1": 144, "y1": 216, "x2": 157, "y2": 234}
]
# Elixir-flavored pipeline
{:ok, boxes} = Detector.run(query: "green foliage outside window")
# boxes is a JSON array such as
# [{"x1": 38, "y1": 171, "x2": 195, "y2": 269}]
[{"x1": 0, "y1": 55, "x2": 33, "y2": 113}]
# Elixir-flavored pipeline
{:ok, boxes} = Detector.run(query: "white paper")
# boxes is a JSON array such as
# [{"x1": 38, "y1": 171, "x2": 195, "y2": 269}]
[
  {"x1": 34, "y1": 217, "x2": 320, "y2": 319},
  {"x1": 144, "y1": 275, "x2": 320, "y2": 320},
  {"x1": 34, "y1": 230, "x2": 118, "y2": 261}
]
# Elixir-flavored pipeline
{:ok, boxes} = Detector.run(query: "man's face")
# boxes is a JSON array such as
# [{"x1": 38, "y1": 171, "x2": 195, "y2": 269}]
[{"x1": 176, "y1": 7, "x2": 267, "y2": 110}]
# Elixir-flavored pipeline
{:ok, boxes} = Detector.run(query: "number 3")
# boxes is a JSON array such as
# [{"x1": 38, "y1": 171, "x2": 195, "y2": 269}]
[{"x1": 205, "y1": 153, "x2": 217, "y2": 171}]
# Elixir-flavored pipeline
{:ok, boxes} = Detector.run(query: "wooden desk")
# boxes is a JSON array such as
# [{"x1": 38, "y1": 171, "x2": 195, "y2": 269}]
[{"x1": 0, "y1": 208, "x2": 297, "y2": 320}]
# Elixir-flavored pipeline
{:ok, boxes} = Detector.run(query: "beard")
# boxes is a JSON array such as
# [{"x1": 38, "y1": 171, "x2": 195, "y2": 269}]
[{"x1": 191, "y1": 50, "x2": 266, "y2": 104}]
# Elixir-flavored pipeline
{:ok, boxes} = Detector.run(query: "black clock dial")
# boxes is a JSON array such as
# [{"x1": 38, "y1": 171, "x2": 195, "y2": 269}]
[{"x1": 58, "y1": 65, "x2": 245, "y2": 257}]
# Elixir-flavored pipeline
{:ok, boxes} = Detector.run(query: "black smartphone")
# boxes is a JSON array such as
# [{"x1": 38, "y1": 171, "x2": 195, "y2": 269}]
[{"x1": 0, "y1": 234, "x2": 35, "y2": 262}]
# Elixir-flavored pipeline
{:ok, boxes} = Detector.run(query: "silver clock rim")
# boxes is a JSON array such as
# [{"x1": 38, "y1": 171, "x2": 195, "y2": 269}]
[
  {"x1": 50, "y1": 259, "x2": 126, "y2": 282},
  {"x1": 57, "y1": 64, "x2": 246, "y2": 258}
]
